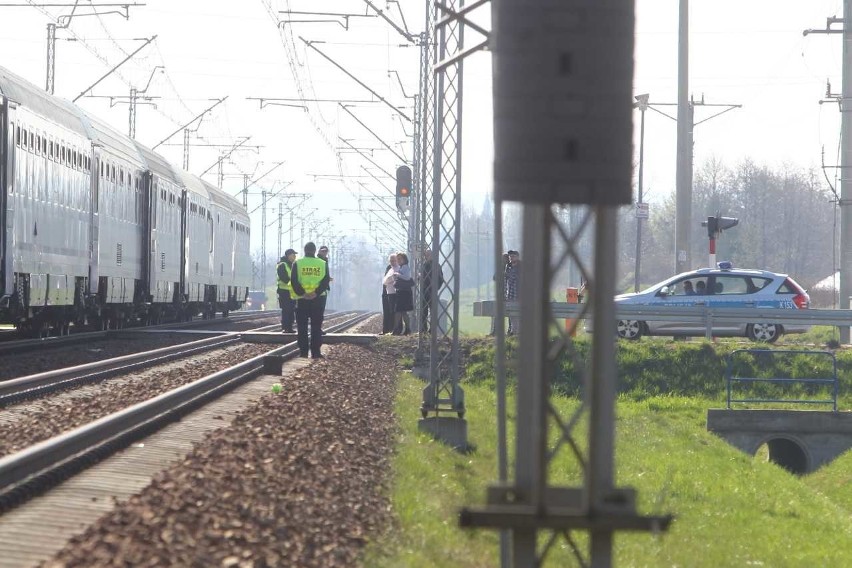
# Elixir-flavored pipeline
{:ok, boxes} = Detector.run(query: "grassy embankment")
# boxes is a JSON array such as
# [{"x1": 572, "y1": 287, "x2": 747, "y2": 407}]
[{"x1": 366, "y1": 334, "x2": 852, "y2": 567}]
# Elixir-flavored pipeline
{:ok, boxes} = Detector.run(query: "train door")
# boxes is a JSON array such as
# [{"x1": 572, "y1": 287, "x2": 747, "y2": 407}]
[
  {"x1": 88, "y1": 147, "x2": 101, "y2": 295},
  {"x1": 0, "y1": 98, "x2": 11, "y2": 298},
  {"x1": 179, "y1": 188, "x2": 188, "y2": 303},
  {"x1": 140, "y1": 171, "x2": 153, "y2": 302}
]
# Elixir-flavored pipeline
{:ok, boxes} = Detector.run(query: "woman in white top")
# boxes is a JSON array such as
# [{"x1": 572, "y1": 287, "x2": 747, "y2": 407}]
[
  {"x1": 393, "y1": 252, "x2": 414, "y2": 335},
  {"x1": 382, "y1": 254, "x2": 400, "y2": 334}
]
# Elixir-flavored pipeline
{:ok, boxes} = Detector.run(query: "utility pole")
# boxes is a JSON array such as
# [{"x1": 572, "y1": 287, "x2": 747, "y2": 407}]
[
  {"x1": 806, "y1": 9, "x2": 852, "y2": 342},
  {"x1": 46, "y1": 23, "x2": 56, "y2": 94},
  {"x1": 261, "y1": 190, "x2": 267, "y2": 290},
  {"x1": 183, "y1": 129, "x2": 191, "y2": 171},
  {"x1": 645, "y1": 93, "x2": 740, "y2": 275},
  {"x1": 468, "y1": 216, "x2": 490, "y2": 302},
  {"x1": 38, "y1": 2, "x2": 145, "y2": 95},
  {"x1": 675, "y1": 0, "x2": 691, "y2": 275},
  {"x1": 634, "y1": 94, "x2": 649, "y2": 292},
  {"x1": 278, "y1": 200, "x2": 283, "y2": 260}
]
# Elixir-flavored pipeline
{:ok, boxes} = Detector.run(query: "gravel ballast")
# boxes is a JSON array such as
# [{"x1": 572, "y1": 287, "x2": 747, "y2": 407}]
[{"x1": 45, "y1": 343, "x2": 398, "y2": 567}]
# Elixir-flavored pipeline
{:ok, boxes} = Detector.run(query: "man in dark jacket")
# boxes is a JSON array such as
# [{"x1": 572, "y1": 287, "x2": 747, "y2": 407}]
[{"x1": 276, "y1": 249, "x2": 297, "y2": 333}]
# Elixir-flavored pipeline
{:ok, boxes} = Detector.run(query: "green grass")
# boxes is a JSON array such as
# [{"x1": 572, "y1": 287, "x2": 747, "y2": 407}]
[
  {"x1": 367, "y1": 341, "x2": 852, "y2": 566},
  {"x1": 363, "y1": 373, "x2": 501, "y2": 568}
]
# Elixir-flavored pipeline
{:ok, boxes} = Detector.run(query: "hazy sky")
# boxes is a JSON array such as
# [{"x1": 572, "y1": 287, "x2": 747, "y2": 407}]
[{"x1": 0, "y1": 0, "x2": 846, "y2": 254}]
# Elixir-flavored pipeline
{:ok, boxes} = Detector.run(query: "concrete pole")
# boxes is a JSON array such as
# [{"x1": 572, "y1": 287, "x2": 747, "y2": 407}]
[
  {"x1": 277, "y1": 201, "x2": 283, "y2": 260},
  {"x1": 841, "y1": 0, "x2": 852, "y2": 343},
  {"x1": 634, "y1": 101, "x2": 646, "y2": 292},
  {"x1": 675, "y1": 0, "x2": 691, "y2": 275},
  {"x1": 476, "y1": 216, "x2": 481, "y2": 302},
  {"x1": 46, "y1": 23, "x2": 56, "y2": 95},
  {"x1": 129, "y1": 87, "x2": 137, "y2": 139}
]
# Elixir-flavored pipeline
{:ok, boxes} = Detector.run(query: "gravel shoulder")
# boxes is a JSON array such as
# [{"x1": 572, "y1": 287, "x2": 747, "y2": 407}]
[{"x1": 44, "y1": 342, "x2": 398, "y2": 568}]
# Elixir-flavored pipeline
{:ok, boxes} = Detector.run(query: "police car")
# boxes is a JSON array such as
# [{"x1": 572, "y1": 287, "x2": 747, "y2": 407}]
[{"x1": 607, "y1": 262, "x2": 810, "y2": 343}]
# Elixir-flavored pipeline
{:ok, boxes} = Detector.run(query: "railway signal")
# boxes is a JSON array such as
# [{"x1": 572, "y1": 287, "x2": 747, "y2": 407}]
[
  {"x1": 702, "y1": 212, "x2": 739, "y2": 267},
  {"x1": 395, "y1": 165, "x2": 411, "y2": 211}
]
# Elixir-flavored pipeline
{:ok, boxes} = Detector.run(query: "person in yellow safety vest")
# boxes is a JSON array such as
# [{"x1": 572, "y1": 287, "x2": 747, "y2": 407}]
[
  {"x1": 276, "y1": 249, "x2": 298, "y2": 333},
  {"x1": 290, "y1": 241, "x2": 331, "y2": 358}
]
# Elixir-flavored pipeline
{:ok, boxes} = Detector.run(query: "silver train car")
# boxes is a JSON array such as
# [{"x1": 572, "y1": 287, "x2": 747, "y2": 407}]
[{"x1": 0, "y1": 65, "x2": 251, "y2": 333}]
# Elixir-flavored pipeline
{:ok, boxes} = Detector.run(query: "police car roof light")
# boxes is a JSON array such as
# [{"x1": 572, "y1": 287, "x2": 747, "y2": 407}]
[{"x1": 717, "y1": 261, "x2": 733, "y2": 270}]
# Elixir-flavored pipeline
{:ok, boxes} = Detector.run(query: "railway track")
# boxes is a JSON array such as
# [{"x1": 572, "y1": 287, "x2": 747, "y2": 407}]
[
  {"x1": 0, "y1": 311, "x2": 373, "y2": 513},
  {"x1": 0, "y1": 310, "x2": 277, "y2": 356}
]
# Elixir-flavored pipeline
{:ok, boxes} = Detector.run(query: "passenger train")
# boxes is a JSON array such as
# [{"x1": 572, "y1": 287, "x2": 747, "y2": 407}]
[{"x1": 0, "y1": 64, "x2": 251, "y2": 334}]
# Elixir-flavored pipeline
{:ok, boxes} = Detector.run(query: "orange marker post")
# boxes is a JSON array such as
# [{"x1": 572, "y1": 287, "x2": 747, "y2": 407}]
[{"x1": 566, "y1": 287, "x2": 579, "y2": 336}]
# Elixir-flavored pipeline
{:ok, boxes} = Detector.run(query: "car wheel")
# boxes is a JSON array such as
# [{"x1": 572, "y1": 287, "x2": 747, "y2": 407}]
[
  {"x1": 616, "y1": 320, "x2": 643, "y2": 340},
  {"x1": 748, "y1": 323, "x2": 781, "y2": 343}
]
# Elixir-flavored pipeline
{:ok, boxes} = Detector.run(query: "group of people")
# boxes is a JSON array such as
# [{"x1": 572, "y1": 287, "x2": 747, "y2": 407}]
[
  {"x1": 381, "y1": 251, "x2": 414, "y2": 335},
  {"x1": 276, "y1": 243, "x2": 331, "y2": 359},
  {"x1": 683, "y1": 280, "x2": 706, "y2": 295},
  {"x1": 381, "y1": 248, "x2": 444, "y2": 335}
]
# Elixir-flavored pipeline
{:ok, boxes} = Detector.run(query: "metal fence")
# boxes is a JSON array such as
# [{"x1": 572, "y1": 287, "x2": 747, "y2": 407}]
[{"x1": 725, "y1": 349, "x2": 838, "y2": 411}]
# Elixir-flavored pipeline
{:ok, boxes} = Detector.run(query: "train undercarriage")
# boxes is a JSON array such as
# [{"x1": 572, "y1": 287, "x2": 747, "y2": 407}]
[{"x1": 0, "y1": 273, "x2": 245, "y2": 337}]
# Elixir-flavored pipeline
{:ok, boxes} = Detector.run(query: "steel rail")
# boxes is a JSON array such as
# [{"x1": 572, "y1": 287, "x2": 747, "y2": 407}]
[
  {"x1": 0, "y1": 311, "x2": 355, "y2": 403},
  {"x1": 0, "y1": 333, "x2": 242, "y2": 405},
  {"x1": 0, "y1": 311, "x2": 275, "y2": 356},
  {"x1": 0, "y1": 312, "x2": 374, "y2": 511}
]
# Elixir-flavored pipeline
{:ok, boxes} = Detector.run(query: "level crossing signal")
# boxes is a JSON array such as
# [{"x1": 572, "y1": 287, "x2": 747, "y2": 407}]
[
  {"x1": 702, "y1": 213, "x2": 739, "y2": 238},
  {"x1": 396, "y1": 165, "x2": 412, "y2": 211}
]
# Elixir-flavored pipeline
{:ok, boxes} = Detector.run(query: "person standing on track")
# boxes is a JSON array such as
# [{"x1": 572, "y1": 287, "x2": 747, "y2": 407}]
[
  {"x1": 393, "y1": 252, "x2": 414, "y2": 335},
  {"x1": 317, "y1": 245, "x2": 331, "y2": 335},
  {"x1": 290, "y1": 242, "x2": 330, "y2": 358},
  {"x1": 505, "y1": 250, "x2": 521, "y2": 336},
  {"x1": 276, "y1": 249, "x2": 297, "y2": 333},
  {"x1": 382, "y1": 253, "x2": 399, "y2": 334}
]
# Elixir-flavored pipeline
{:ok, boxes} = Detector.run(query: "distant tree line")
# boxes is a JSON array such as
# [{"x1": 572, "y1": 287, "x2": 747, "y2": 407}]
[
  {"x1": 619, "y1": 157, "x2": 836, "y2": 292},
  {"x1": 452, "y1": 157, "x2": 837, "y2": 300}
]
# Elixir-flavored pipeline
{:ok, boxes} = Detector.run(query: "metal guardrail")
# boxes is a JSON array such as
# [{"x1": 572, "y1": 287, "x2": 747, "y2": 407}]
[
  {"x1": 474, "y1": 301, "x2": 852, "y2": 327},
  {"x1": 725, "y1": 349, "x2": 838, "y2": 411}
]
